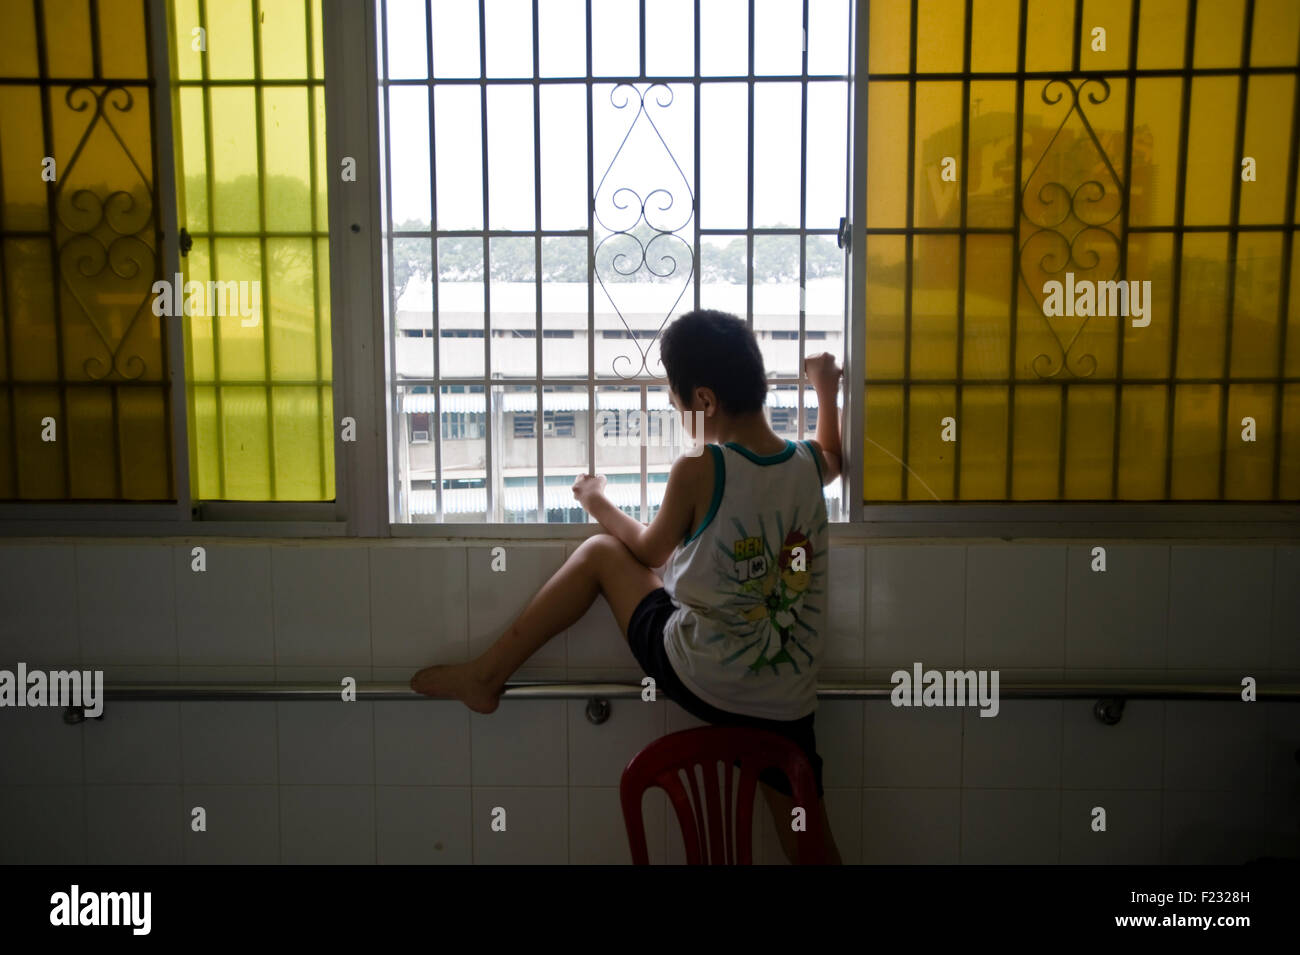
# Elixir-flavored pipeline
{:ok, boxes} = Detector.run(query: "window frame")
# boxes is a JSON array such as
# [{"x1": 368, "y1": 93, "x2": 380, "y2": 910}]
[{"x1": 2, "y1": 0, "x2": 1296, "y2": 540}]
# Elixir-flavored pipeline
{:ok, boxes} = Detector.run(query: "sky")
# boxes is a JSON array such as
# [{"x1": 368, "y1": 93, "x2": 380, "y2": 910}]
[{"x1": 379, "y1": 0, "x2": 852, "y2": 237}]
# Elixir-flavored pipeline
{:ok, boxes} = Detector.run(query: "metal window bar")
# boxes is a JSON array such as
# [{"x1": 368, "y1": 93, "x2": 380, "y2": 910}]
[
  {"x1": 64, "y1": 679, "x2": 1300, "y2": 703},
  {"x1": 380, "y1": 0, "x2": 853, "y2": 525}
]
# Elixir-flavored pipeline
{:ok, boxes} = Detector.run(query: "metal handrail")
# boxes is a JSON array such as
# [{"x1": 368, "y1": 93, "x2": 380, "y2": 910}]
[{"x1": 89, "y1": 680, "x2": 1300, "y2": 702}]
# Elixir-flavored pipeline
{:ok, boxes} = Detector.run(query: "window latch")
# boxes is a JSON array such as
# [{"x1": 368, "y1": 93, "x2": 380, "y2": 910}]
[
  {"x1": 179, "y1": 227, "x2": 193, "y2": 258},
  {"x1": 837, "y1": 216, "x2": 850, "y2": 251}
]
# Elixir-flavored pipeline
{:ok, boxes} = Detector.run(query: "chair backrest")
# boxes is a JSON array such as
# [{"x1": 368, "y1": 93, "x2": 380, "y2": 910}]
[{"x1": 619, "y1": 726, "x2": 826, "y2": 864}]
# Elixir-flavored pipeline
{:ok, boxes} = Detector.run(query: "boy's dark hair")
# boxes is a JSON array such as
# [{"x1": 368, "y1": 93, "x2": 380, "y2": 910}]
[{"x1": 658, "y1": 309, "x2": 768, "y2": 414}]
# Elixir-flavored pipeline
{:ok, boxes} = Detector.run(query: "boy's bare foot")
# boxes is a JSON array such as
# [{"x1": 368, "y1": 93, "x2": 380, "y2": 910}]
[{"x1": 409, "y1": 662, "x2": 502, "y2": 714}]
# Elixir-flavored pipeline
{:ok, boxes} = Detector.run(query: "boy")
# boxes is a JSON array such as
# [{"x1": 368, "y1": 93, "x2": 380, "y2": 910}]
[{"x1": 411, "y1": 308, "x2": 844, "y2": 865}]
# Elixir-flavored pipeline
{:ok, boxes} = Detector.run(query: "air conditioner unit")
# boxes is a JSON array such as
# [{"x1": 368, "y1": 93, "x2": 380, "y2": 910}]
[
  {"x1": 412, "y1": 430, "x2": 430, "y2": 443},
  {"x1": 542, "y1": 420, "x2": 554, "y2": 432}
]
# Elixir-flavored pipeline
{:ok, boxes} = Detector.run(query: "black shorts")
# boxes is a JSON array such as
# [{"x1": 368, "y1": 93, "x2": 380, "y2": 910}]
[{"x1": 626, "y1": 587, "x2": 825, "y2": 799}]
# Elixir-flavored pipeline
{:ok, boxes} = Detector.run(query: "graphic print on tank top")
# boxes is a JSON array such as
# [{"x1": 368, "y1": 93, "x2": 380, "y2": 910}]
[{"x1": 714, "y1": 511, "x2": 825, "y2": 676}]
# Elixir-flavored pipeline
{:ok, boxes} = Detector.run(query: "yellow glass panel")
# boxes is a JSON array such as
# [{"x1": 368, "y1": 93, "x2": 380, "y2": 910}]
[
  {"x1": 172, "y1": 0, "x2": 332, "y2": 501},
  {"x1": 1116, "y1": 384, "x2": 1168, "y2": 499},
  {"x1": 319, "y1": 382, "x2": 333, "y2": 496},
  {"x1": 865, "y1": 235, "x2": 905, "y2": 379},
  {"x1": 206, "y1": 0, "x2": 256, "y2": 80},
  {"x1": 221, "y1": 385, "x2": 270, "y2": 498},
  {"x1": 0, "y1": 88, "x2": 48, "y2": 231},
  {"x1": 868, "y1": 0, "x2": 910, "y2": 73},
  {"x1": 184, "y1": 238, "x2": 215, "y2": 381},
  {"x1": 914, "y1": 82, "x2": 962, "y2": 229},
  {"x1": 967, "y1": 81, "x2": 1016, "y2": 229},
  {"x1": 44, "y1": 0, "x2": 93, "y2": 77},
  {"x1": 208, "y1": 87, "x2": 259, "y2": 232},
  {"x1": 958, "y1": 384, "x2": 1008, "y2": 499},
  {"x1": 970, "y1": 0, "x2": 1019, "y2": 73},
  {"x1": 1252, "y1": 0, "x2": 1300, "y2": 66},
  {"x1": 916, "y1": 0, "x2": 965, "y2": 74},
  {"x1": 863, "y1": 385, "x2": 903, "y2": 501},
  {"x1": 0, "y1": 0, "x2": 38, "y2": 78},
  {"x1": 1230, "y1": 231, "x2": 1282, "y2": 378},
  {"x1": 3, "y1": 1, "x2": 169, "y2": 501},
  {"x1": 1120, "y1": 231, "x2": 1173, "y2": 378},
  {"x1": 5, "y1": 240, "x2": 57, "y2": 381},
  {"x1": 1063, "y1": 384, "x2": 1115, "y2": 499},
  {"x1": 906, "y1": 386, "x2": 956, "y2": 499},
  {"x1": 963, "y1": 234, "x2": 1011, "y2": 379},
  {"x1": 1024, "y1": 0, "x2": 1072, "y2": 72},
  {"x1": 259, "y1": 0, "x2": 309, "y2": 80},
  {"x1": 314, "y1": 86, "x2": 329, "y2": 231},
  {"x1": 213, "y1": 237, "x2": 266, "y2": 382},
  {"x1": 263, "y1": 86, "x2": 313, "y2": 232},
  {"x1": 316, "y1": 236, "x2": 333, "y2": 382},
  {"x1": 1010, "y1": 385, "x2": 1059, "y2": 498},
  {"x1": 1183, "y1": 77, "x2": 1237, "y2": 226},
  {"x1": 189, "y1": 384, "x2": 220, "y2": 495},
  {"x1": 1280, "y1": 384, "x2": 1300, "y2": 498},
  {"x1": 1137, "y1": 0, "x2": 1187, "y2": 70},
  {"x1": 1079, "y1": 0, "x2": 1131, "y2": 71},
  {"x1": 1224, "y1": 383, "x2": 1274, "y2": 498},
  {"x1": 1288, "y1": 241, "x2": 1300, "y2": 377},
  {"x1": 272, "y1": 386, "x2": 324, "y2": 497},
  {"x1": 177, "y1": 86, "x2": 210, "y2": 231},
  {"x1": 1239, "y1": 75, "x2": 1295, "y2": 226},
  {"x1": 99, "y1": 0, "x2": 150, "y2": 79},
  {"x1": 1014, "y1": 267, "x2": 1063, "y2": 381},
  {"x1": 1129, "y1": 78, "x2": 1182, "y2": 228},
  {"x1": 65, "y1": 387, "x2": 116, "y2": 497},
  {"x1": 0, "y1": 392, "x2": 9, "y2": 497},
  {"x1": 268, "y1": 238, "x2": 318, "y2": 379},
  {"x1": 866, "y1": 81, "x2": 908, "y2": 226},
  {"x1": 170, "y1": 0, "x2": 202, "y2": 81},
  {"x1": 911, "y1": 234, "x2": 958, "y2": 379},
  {"x1": 1175, "y1": 232, "x2": 1229, "y2": 378},
  {"x1": 119, "y1": 386, "x2": 172, "y2": 498},
  {"x1": 1169, "y1": 383, "x2": 1220, "y2": 498},
  {"x1": 311, "y1": 0, "x2": 324, "y2": 78},
  {"x1": 14, "y1": 388, "x2": 63, "y2": 497},
  {"x1": 1194, "y1": 0, "x2": 1245, "y2": 69}
]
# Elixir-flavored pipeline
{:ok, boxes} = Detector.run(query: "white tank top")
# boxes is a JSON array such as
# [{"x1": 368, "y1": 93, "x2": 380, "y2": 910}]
[{"x1": 660, "y1": 439, "x2": 828, "y2": 721}]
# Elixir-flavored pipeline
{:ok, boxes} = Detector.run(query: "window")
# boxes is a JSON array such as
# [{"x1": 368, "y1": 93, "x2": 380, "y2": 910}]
[
  {"x1": 0, "y1": 0, "x2": 334, "y2": 507},
  {"x1": 380, "y1": 0, "x2": 853, "y2": 522},
  {"x1": 0, "y1": 0, "x2": 171, "y2": 499},
  {"x1": 862, "y1": 0, "x2": 1300, "y2": 503},
  {"x1": 171, "y1": 0, "x2": 334, "y2": 501}
]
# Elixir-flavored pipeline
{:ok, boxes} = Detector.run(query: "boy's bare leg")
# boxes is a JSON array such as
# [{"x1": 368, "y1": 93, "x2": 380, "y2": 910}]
[
  {"x1": 410, "y1": 534, "x2": 660, "y2": 712},
  {"x1": 759, "y1": 781, "x2": 843, "y2": 865}
]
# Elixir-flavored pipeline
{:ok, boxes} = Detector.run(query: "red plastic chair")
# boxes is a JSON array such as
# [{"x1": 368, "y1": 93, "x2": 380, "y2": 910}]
[{"x1": 620, "y1": 726, "x2": 827, "y2": 864}]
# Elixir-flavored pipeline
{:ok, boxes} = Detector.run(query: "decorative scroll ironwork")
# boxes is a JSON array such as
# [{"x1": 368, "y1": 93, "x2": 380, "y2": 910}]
[
  {"x1": 1018, "y1": 77, "x2": 1124, "y2": 379},
  {"x1": 592, "y1": 82, "x2": 695, "y2": 379},
  {"x1": 54, "y1": 84, "x2": 157, "y2": 381}
]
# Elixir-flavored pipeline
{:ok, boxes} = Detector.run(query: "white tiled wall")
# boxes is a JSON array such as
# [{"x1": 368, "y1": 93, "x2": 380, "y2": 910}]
[{"x1": 0, "y1": 539, "x2": 1296, "y2": 864}]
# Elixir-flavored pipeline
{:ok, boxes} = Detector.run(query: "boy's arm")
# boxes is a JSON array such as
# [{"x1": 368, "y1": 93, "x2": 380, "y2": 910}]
[
  {"x1": 573, "y1": 451, "x2": 708, "y2": 567},
  {"x1": 805, "y1": 353, "x2": 843, "y2": 485}
]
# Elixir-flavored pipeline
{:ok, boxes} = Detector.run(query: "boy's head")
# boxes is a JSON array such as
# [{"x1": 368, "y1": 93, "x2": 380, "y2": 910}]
[{"x1": 659, "y1": 309, "x2": 768, "y2": 417}]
